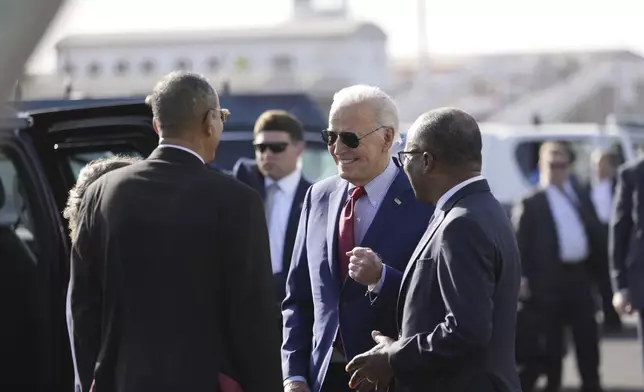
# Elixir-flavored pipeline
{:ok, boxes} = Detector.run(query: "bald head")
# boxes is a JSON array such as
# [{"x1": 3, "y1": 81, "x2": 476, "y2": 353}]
[
  {"x1": 408, "y1": 107, "x2": 482, "y2": 169},
  {"x1": 146, "y1": 71, "x2": 219, "y2": 137}
]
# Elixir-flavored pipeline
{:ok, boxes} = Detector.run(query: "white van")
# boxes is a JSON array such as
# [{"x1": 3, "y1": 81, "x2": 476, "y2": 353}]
[{"x1": 398, "y1": 120, "x2": 644, "y2": 210}]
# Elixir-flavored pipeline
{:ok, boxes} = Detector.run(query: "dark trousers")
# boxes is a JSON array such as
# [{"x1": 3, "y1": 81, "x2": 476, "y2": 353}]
[
  {"x1": 321, "y1": 362, "x2": 352, "y2": 392},
  {"x1": 520, "y1": 264, "x2": 602, "y2": 392}
]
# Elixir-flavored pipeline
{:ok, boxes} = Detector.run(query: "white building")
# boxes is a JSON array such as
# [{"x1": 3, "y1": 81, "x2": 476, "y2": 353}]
[{"x1": 42, "y1": 0, "x2": 388, "y2": 99}]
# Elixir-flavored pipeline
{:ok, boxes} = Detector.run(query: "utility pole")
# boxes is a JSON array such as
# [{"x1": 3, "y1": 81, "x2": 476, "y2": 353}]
[{"x1": 416, "y1": 0, "x2": 429, "y2": 82}]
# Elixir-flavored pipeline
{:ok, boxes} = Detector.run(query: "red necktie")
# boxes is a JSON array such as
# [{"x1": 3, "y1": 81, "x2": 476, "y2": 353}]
[
  {"x1": 335, "y1": 186, "x2": 367, "y2": 355},
  {"x1": 338, "y1": 186, "x2": 367, "y2": 282}
]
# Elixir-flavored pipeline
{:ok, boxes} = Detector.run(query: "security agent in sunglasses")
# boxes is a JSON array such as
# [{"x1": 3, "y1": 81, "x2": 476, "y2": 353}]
[
  {"x1": 232, "y1": 110, "x2": 312, "y2": 305},
  {"x1": 282, "y1": 85, "x2": 434, "y2": 392}
]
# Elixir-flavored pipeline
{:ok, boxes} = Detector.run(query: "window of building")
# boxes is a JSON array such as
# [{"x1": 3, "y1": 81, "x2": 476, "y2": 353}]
[
  {"x1": 175, "y1": 58, "x2": 192, "y2": 71},
  {"x1": 87, "y1": 62, "x2": 102, "y2": 78},
  {"x1": 141, "y1": 59, "x2": 155, "y2": 75},
  {"x1": 233, "y1": 56, "x2": 250, "y2": 72},
  {"x1": 206, "y1": 57, "x2": 221, "y2": 72},
  {"x1": 62, "y1": 62, "x2": 76, "y2": 76},
  {"x1": 272, "y1": 54, "x2": 293, "y2": 73},
  {"x1": 114, "y1": 60, "x2": 129, "y2": 76}
]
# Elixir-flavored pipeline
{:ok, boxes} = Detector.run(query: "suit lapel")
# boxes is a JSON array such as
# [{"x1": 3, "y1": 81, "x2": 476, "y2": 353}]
[
  {"x1": 399, "y1": 210, "x2": 445, "y2": 296},
  {"x1": 395, "y1": 179, "x2": 492, "y2": 329},
  {"x1": 396, "y1": 209, "x2": 446, "y2": 329},
  {"x1": 252, "y1": 166, "x2": 266, "y2": 198},
  {"x1": 327, "y1": 178, "x2": 348, "y2": 284},
  {"x1": 537, "y1": 190, "x2": 561, "y2": 258},
  {"x1": 282, "y1": 179, "x2": 310, "y2": 272},
  {"x1": 360, "y1": 169, "x2": 411, "y2": 247}
]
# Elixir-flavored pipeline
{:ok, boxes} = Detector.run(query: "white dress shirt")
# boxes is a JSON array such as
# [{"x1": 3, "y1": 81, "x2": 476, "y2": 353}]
[
  {"x1": 346, "y1": 159, "x2": 399, "y2": 293},
  {"x1": 545, "y1": 185, "x2": 589, "y2": 263},
  {"x1": 157, "y1": 143, "x2": 205, "y2": 164},
  {"x1": 265, "y1": 169, "x2": 302, "y2": 274},
  {"x1": 590, "y1": 179, "x2": 613, "y2": 224}
]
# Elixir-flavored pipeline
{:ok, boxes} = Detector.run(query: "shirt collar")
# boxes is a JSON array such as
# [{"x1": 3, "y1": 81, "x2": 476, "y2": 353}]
[
  {"x1": 158, "y1": 144, "x2": 205, "y2": 164},
  {"x1": 435, "y1": 175, "x2": 485, "y2": 211},
  {"x1": 348, "y1": 158, "x2": 399, "y2": 207},
  {"x1": 265, "y1": 169, "x2": 302, "y2": 195}
]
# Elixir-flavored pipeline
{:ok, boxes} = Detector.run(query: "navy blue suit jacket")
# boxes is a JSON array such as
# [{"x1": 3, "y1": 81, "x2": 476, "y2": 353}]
[
  {"x1": 281, "y1": 162, "x2": 434, "y2": 392},
  {"x1": 232, "y1": 158, "x2": 311, "y2": 301}
]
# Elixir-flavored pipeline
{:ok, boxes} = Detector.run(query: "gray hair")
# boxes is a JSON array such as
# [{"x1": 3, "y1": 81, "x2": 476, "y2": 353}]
[
  {"x1": 330, "y1": 84, "x2": 401, "y2": 143},
  {"x1": 146, "y1": 71, "x2": 218, "y2": 136},
  {"x1": 63, "y1": 155, "x2": 139, "y2": 240}
]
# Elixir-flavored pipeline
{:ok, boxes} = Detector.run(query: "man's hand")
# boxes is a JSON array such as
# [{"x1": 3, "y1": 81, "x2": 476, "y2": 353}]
[
  {"x1": 347, "y1": 247, "x2": 383, "y2": 287},
  {"x1": 346, "y1": 331, "x2": 394, "y2": 392},
  {"x1": 284, "y1": 380, "x2": 310, "y2": 392},
  {"x1": 613, "y1": 290, "x2": 633, "y2": 315}
]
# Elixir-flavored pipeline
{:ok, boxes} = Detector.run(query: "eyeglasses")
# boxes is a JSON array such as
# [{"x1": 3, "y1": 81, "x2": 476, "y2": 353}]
[
  {"x1": 203, "y1": 108, "x2": 231, "y2": 123},
  {"x1": 254, "y1": 142, "x2": 288, "y2": 154},
  {"x1": 321, "y1": 126, "x2": 388, "y2": 149},
  {"x1": 397, "y1": 150, "x2": 425, "y2": 166}
]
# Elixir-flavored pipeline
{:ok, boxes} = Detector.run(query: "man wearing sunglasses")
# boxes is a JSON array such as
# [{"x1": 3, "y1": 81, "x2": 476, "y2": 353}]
[
  {"x1": 232, "y1": 110, "x2": 311, "y2": 303},
  {"x1": 282, "y1": 85, "x2": 433, "y2": 392},
  {"x1": 513, "y1": 141, "x2": 603, "y2": 392}
]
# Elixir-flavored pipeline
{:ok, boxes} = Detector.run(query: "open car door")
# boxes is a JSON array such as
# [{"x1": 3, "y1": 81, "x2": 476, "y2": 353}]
[
  {"x1": 26, "y1": 102, "x2": 158, "y2": 213},
  {"x1": 0, "y1": 102, "x2": 156, "y2": 391}
]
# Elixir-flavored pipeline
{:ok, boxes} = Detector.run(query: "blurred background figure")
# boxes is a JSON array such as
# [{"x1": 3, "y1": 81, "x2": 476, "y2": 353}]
[
  {"x1": 582, "y1": 149, "x2": 623, "y2": 331},
  {"x1": 513, "y1": 141, "x2": 604, "y2": 392}
]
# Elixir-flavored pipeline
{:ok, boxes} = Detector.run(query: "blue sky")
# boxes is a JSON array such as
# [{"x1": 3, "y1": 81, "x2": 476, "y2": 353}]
[{"x1": 28, "y1": 0, "x2": 644, "y2": 73}]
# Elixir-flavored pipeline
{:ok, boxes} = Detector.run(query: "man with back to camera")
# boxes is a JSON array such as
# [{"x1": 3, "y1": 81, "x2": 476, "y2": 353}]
[
  {"x1": 346, "y1": 108, "x2": 522, "y2": 392},
  {"x1": 66, "y1": 71, "x2": 282, "y2": 392},
  {"x1": 281, "y1": 85, "x2": 434, "y2": 392},
  {"x1": 610, "y1": 156, "x2": 644, "y2": 377},
  {"x1": 232, "y1": 110, "x2": 311, "y2": 303}
]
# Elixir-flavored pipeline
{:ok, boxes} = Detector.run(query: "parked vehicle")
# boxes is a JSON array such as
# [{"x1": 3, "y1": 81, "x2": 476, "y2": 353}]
[{"x1": 400, "y1": 118, "x2": 644, "y2": 210}]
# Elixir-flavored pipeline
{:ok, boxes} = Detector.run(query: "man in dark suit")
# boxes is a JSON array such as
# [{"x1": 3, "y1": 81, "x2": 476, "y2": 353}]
[
  {"x1": 346, "y1": 108, "x2": 521, "y2": 392},
  {"x1": 67, "y1": 71, "x2": 282, "y2": 392},
  {"x1": 576, "y1": 149, "x2": 622, "y2": 331},
  {"x1": 232, "y1": 110, "x2": 311, "y2": 302},
  {"x1": 610, "y1": 156, "x2": 644, "y2": 375},
  {"x1": 513, "y1": 141, "x2": 603, "y2": 392},
  {"x1": 282, "y1": 85, "x2": 434, "y2": 392}
]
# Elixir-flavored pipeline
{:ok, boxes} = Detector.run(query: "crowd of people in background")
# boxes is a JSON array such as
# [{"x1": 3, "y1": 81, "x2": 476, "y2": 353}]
[{"x1": 62, "y1": 70, "x2": 644, "y2": 392}]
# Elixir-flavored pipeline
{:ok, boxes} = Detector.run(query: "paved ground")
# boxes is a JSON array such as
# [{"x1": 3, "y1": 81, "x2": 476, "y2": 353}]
[{"x1": 557, "y1": 314, "x2": 643, "y2": 391}]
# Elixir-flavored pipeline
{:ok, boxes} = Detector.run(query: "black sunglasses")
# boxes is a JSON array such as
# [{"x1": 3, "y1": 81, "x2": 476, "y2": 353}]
[
  {"x1": 254, "y1": 142, "x2": 289, "y2": 154},
  {"x1": 321, "y1": 126, "x2": 387, "y2": 149}
]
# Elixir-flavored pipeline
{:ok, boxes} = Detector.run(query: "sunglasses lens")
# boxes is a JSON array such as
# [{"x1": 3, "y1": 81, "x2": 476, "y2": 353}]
[
  {"x1": 255, "y1": 143, "x2": 287, "y2": 153},
  {"x1": 269, "y1": 144, "x2": 287, "y2": 153},
  {"x1": 339, "y1": 132, "x2": 360, "y2": 149},
  {"x1": 322, "y1": 130, "x2": 337, "y2": 146}
]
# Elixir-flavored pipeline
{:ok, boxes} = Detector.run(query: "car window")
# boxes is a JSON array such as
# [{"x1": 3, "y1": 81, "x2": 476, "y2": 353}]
[
  {"x1": 0, "y1": 151, "x2": 39, "y2": 259},
  {"x1": 514, "y1": 137, "x2": 624, "y2": 186},
  {"x1": 67, "y1": 149, "x2": 145, "y2": 181},
  {"x1": 301, "y1": 146, "x2": 337, "y2": 182}
]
